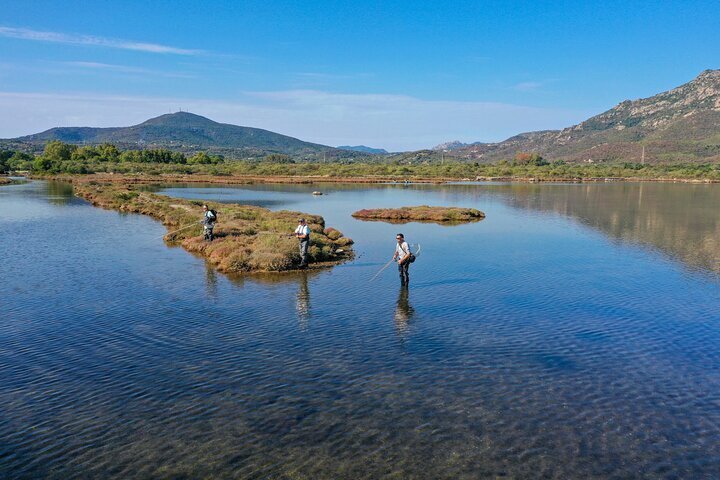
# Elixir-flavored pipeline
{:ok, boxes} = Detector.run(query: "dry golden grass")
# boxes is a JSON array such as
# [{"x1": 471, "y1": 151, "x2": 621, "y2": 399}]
[
  {"x1": 74, "y1": 183, "x2": 353, "y2": 274},
  {"x1": 352, "y1": 205, "x2": 485, "y2": 224}
]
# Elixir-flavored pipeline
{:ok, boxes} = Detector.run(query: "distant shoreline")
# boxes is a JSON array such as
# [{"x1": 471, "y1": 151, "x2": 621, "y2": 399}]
[{"x1": 38, "y1": 173, "x2": 720, "y2": 186}]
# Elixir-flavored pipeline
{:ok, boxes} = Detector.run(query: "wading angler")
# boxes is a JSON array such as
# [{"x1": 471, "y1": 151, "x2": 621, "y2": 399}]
[
  {"x1": 393, "y1": 233, "x2": 414, "y2": 286},
  {"x1": 201, "y1": 204, "x2": 217, "y2": 241}
]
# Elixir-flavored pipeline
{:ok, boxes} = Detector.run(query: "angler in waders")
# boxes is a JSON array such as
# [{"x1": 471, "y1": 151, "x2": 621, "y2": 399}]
[
  {"x1": 201, "y1": 204, "x2": 217, "y2": 241},
  {"x1": 295, "y1": 218, "x2": 310, "y2": 268},
  {"x1": 393, "y1": 233, "x2": 412, "y2": 286}
]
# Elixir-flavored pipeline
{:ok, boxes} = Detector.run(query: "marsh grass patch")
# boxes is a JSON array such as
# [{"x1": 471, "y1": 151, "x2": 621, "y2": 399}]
[{"x1": 352, "y1": 205, "x2": 485, "y2": 225}]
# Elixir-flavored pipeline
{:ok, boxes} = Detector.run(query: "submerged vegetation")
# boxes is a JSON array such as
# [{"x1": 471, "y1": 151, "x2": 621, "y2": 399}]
[
  {"x1": 71, "y1": 181, "x2": 353, "y2": 274},
  {"x1": 352, "y1": 206, "x2": 485, "y2": 224}
]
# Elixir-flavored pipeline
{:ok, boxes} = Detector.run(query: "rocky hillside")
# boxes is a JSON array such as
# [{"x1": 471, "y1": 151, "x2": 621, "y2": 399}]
[
  {"x1": 452, "y1": 70, "x2": 720, "y2": 163},
  {"x1": 4, "y1": 112, "x2": 361, "y2": 160},
  {"x1": 432, "y1": 141, "x2": 472, "y2": 151}
]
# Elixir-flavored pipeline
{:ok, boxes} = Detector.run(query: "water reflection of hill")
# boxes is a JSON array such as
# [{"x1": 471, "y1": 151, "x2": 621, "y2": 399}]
[{"x1": 498, "y1": 183, "x2": 720, "y2": 276}]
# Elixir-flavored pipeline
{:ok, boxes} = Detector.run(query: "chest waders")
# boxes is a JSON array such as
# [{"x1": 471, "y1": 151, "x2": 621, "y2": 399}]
[
  {"x1": 203, "y1": 219, "x2": 215, "y2": 241},
  {"x1": 299, "y1": 237, "x2": 309, "y2": 267},
  {"x1": 398, "y1": 258, "x2": 410, "y2": 285},
  {"x1": 398, "y1": 244, "x2": 410, "y2": 285}
]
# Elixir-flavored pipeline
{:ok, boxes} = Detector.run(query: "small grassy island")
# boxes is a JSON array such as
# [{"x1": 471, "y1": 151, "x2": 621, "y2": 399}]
[
  {"x1": 72, "y1": 182, "x2": 353, "y2": 274},
  {"x1": 352, "y1": 205, "x2": 485, "y2": 224}
]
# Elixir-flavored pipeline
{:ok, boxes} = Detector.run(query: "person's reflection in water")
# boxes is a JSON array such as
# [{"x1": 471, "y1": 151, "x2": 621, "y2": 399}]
[
  {"x1": 394, "y1": 285, "x2": 415, "y2": 339},
  {"x1": 296, "y1": 272, "x2": 311, "y2": 331},
  {"x1": 205, "y1": 262, "x2": 218, "y2": 299}
]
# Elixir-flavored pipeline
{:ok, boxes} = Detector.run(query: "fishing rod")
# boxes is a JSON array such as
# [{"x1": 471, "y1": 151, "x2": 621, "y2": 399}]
[
  {"x1": 369, "y1": 243, "x2": 421, "y2": 282},
  {"x1": 370, "y1": 258, "x2": 396, "y2": 282},
  {"x1": 163, "y1": 223, "x2": 199, "y2": 238}
]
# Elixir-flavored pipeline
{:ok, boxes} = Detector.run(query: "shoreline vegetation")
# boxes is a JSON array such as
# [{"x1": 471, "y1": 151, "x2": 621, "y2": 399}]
[
  {"x1": 4, "y1": 140, "x2": 720, "y2": 184},
  {"x1": 38, "y1": 169, "x2": 720, "y2": 187},
  {"x1": 352, "y1": 206, "x2": 485, "y2": 224},
  {"x1": 71, "y1": 181, "x2": 354, "y2": 274}
]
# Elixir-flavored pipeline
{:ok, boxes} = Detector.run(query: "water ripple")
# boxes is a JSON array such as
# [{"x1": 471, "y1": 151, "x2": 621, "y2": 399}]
[{"x1": 2, "y1": 181, "x2": 720, "y2": 478}]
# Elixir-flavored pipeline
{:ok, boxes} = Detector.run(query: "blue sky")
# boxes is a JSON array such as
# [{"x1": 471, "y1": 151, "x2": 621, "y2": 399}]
[{"x1": 1, "y1": 0, "x2": 718, "y2": 150}]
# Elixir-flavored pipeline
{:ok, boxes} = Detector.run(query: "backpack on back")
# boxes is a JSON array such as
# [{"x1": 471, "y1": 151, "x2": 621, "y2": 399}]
[{"x1": 401, "y1": 243, "x2": 416, "y2": 263}]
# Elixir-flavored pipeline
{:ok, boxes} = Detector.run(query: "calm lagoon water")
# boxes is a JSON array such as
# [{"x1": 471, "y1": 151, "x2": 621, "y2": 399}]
[{"x1": 2, "y1": 180, "x2": 720, "y2": 478}]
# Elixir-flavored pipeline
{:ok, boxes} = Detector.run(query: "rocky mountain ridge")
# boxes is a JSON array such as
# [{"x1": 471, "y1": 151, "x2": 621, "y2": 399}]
[{"x1": 450, "y1": 69, "x2": 720, "y2": 163}]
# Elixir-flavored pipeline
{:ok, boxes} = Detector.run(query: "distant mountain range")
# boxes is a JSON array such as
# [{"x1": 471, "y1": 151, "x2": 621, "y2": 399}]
[
  {"x1": 4, "y1": 70, "x2": 720, "y2": 164},
  {"x1": 439, "y1": 69, "x2": 720, "y2": 163},
  {"x1": 2, "y1": 112, "x2": 365, "y2": 160},
  {"x1": 337, "y1": 145, "x2": 389, "y2": 154}
]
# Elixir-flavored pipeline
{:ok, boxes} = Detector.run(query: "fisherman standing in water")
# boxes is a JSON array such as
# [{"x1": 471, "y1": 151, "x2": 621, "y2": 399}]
[
  {"x1": 393, "y1": 233, "x2": 412, "y2": 285},
  {"x1": 295, "y1": 218, "x2": 310, "y2": 268},
  {"x1": 201, "y1": 204, "x2": 217, "y2": 241}
]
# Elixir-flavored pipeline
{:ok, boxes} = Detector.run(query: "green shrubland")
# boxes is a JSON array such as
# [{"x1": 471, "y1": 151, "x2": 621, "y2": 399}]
[{"x1": 7, "y1": 140, "x2": 720, "y2": 181}]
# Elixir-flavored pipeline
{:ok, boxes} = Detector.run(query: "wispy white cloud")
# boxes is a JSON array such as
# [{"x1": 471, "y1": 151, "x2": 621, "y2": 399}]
[
  {"x1": 513, "y1": 81, "x2": 543, "y2": 91},
  {"x1": 290, "y1": 72, "x2": 375, "y2": 88},
  {"x1": 295, "y1": 72, "x2": 373, "y2": 80},
  {"x1": 0, "y1": 90, "x2": 591, "y2": 151},
  {"x1": 61, "y1": 61, "x2": 196, "y2": 79},
  {"x1": 0, "y1": 26, "x2": 203, "y2": 55}
]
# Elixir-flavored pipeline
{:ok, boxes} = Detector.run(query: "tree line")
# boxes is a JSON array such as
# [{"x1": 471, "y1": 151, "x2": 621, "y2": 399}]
[
  {"x1": 3, "y1": 140, "x2": 720, "y2": 180},
  {"x1": 0, "y1": 141, "x2": 225, "y2": 174}
]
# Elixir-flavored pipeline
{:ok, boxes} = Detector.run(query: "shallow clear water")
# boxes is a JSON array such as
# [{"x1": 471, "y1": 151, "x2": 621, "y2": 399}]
[{"x1": 2, "y1": 180, "x2": 720, "y2": 479}]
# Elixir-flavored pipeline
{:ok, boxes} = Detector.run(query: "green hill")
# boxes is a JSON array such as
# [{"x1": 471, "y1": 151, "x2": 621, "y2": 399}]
[{"x1": 6, "y1": 112, "x2": 361, "y2": 160}]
